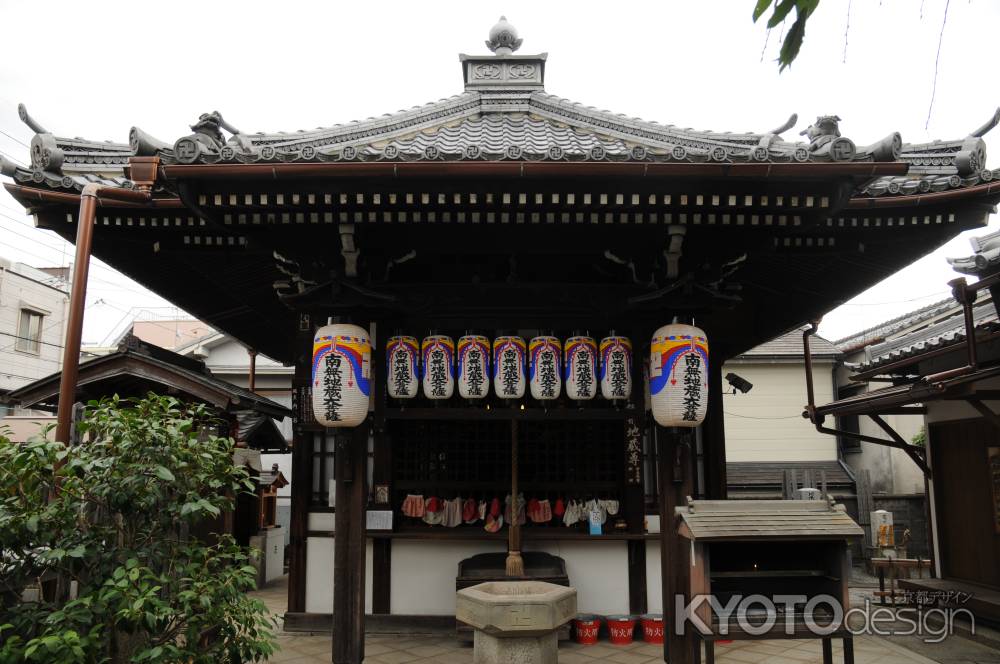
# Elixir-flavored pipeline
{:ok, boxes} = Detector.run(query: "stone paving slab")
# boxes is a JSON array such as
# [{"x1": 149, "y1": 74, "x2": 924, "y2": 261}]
[{"x1": 252, "y1": 576, "x2": 1000, "y2": 663}]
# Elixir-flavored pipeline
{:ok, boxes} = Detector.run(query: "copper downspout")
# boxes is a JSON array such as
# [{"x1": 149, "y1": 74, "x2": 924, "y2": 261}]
[
  {"x1": 248, "y1": 349, "x2": 257, "y2": 393},
  {"x1": 54, "y1": 158, "x2": 159, "y2": 445},
  {"x1": 802, "y1": 322, "x2": 931, "y2": 477}
]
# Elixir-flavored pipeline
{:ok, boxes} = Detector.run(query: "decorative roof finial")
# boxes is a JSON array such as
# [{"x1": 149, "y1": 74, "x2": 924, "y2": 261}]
[{"x1": 486, "y1": 16, "x2": 522, "y2": 55}]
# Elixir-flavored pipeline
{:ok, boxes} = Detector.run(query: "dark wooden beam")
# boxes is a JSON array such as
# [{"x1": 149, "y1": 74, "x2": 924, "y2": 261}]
[
  {"x1": 371, "y1": 320, "x2": 392, "y2": 615},
  {"x1": 332, "y1": 423, "x2": 369, "y2": 664},
  {"x1": 658, "y1": 426, "x2": 695, "y2": 664},
  {"x1": 625, "y1": 330, "x2": 648, "y2": 615},
  {"x1": 287, "y1": 313, "x2": 314, "y2": 614},
  {"x1": 702, "y1": 359, "x2": 728, "y2": 500}
]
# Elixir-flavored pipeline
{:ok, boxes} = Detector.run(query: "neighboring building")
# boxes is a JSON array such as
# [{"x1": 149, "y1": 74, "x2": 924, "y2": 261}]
[
  {"x1": 722, "y1": 329, "x2": 855, "y2": 498},
  {"x1": 0, "y1": 257, "x2": 68, "y2": 398},
  {"x1": 176, "y1": 331, "x2": 294, "y2": 545},
  {"x1": 834, "y1": 299, "x2": 980, "y2": 495},
  {"x1": 815, "y1": 231, "x2": 1000, "y2": 624}
]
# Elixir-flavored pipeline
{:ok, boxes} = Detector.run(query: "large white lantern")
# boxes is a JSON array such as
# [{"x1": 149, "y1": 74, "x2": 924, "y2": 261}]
[
  {"x1": 421, "y1": 335, "x2": 455, "y2": 399},
  {"x1": 650, "y1": 324, "x2": 709, "y2": 427},
  {"x1": 529, "y1": 336, "x2": 562, "y2": 400},
  {"x1": 311, "y1": 323, "x2": 372, "y2": 427},
  {"x1": 458, "y1": 335, "x2": 491, "y2": 399},
  {"x1": 600, "y1": 335, "x2": 633, "y2": 401},
  {"x1": 493, "y1": 336, "x2": 526, "y2": 399},
  {"x1": 385, "y1": 335, "x2": 419, "y2": 399},
  {"x1": 564, "y1": 336, "x2": 597, "y2": 400}
]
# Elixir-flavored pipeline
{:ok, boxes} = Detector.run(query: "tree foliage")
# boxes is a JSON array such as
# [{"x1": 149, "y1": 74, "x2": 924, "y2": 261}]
[
  {"x1": 753, "y1": 0, "x2": 820, "y2": 71},
  {"x1": 0, "y1": 395, "x2": 277, "y2": 663}
]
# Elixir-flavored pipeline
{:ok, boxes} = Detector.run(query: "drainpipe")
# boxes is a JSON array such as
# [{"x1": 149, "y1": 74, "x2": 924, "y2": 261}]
[
  {"x1": 248, "y1": 348, "x2": 257, "y2": 393},
  {"x1": 54, "y1": 158, "x2": 159, "y2": 446}
]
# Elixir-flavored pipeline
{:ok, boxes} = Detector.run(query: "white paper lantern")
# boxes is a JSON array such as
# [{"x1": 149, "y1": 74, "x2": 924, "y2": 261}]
[
  {"x1": 564, "y1": 336, "x2": 597, "y2": 400},
  {"x1": 650, "y1": 324, "x2": 709, "y2": 427},
  {"x1": 421, "y1": 335, "x2": 455, "y2": 399},
  {"x1": 529, "y1": 336, "x2": 562, "y2": 400},
  {"x1": 600, "y1": 335, "x2": 633, "y2": 401},
  {"x1": 458, "y1": 335, "x2": 491, "y2": 399},
  {"x1": 311, "y1": 324, "x2": 372, "y2": 427},
  {"x1": 385, "y1": 335, "x2": 419, "y2": 399},
  {"x1": 493, "y1": 336, "x2": 526, "y2": 399}
]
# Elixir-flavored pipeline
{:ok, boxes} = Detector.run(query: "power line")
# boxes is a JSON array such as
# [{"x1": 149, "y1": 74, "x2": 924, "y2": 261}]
[
  {"x1": 0, "y1": 148, "x2": 27, "y2": 168},
  {"x1": 0, "y1": 129, "x2": 29, "y2": 148}
]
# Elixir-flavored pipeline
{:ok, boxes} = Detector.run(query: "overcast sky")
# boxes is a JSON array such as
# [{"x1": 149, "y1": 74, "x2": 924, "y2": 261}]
[{"x1": 1, "y1": 0, "x2": 998, "y2": 348}]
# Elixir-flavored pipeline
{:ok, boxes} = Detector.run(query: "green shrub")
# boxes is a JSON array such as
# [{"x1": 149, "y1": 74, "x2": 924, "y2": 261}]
[{"x1": 0, "y1": 395, "x2": 277, "y2": 663}]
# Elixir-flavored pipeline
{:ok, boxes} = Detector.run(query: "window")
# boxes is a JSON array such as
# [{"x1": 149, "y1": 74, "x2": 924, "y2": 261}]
[{"x1": 15, "y1": 309, "x2": 43, "y2": 354}]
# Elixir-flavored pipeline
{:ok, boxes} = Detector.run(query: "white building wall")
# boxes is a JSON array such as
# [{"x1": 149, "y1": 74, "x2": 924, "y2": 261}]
[
  {"x1": 0, "y1": 260, "x2": 68, "y2": 393},
  {"x1": 721, "y1": 361, "x2": 837, "y2": 462}
]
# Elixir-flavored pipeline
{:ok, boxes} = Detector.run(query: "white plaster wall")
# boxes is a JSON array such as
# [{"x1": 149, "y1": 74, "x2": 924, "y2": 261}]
[
  {"x1": 305, "y1": 537, "x2": 373, "y2": 614},
  {"x1": 388, "y1": 540, "x2": 631, "y2": 616},
  {"x1": 390, "y1": 541, "x2": 505, "y2": 615},
  {"x1": 646, "y1": 540, "x2": 662, "y2": 614},
  {"x1": 521, "y1": 541, "x2": 630, "y2": 616},
  {"x1": 0, "y1": 263, "x2": 67, "y2": 393},
  {"x1": 722, "y1": 361, "x2": 837, "y2": 462}
]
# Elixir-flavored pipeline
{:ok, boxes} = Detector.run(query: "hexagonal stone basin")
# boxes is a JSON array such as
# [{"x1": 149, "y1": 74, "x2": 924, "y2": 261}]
[{"x1": 456, "y1": 581, "x2": 577, "y2": 664}]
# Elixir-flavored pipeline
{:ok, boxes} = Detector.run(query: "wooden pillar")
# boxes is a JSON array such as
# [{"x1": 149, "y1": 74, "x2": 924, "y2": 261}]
[
  {"x1": 288, "y1": 313, "x2": 314, "y2": 614},
  {"x1": 332, "y1": 423, "x2": 368, "y2": 664},
  {"x1": 371, "y1": 320, "x2": 392, "y2": 614},
  {"x1": 658, "y1": 426, "x2": 695, "y2": 664},
  {"x1": 701, "y1": 357, "x2": 727, "y2": 500},
  {"x1": 625, "y1": 334, "x2": 648, "y2": 614}
]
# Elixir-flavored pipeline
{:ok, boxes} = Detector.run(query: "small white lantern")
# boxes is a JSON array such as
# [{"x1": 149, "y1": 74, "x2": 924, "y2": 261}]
[
  {"x1": 600, "y1": 335, "x2": 632, "y2": 401},
  {"x1": 385, "y1": 335, "x2": 419, "y2": 399},
  {"x1": 458, "y1": 335, "x2": 491, "y2": 399},
  {"x1": 529, "y1": 336, "x2": 562, "y2": 400},
  {"x1": 564, "y1": 336, "x2": 597, "y2": 400},
  {"x1": 421, "y1": 335, "x2": 455, "y2": 399},
  {"x1": 311, "y1": 323, "x2": 372, "y2": 427},
  {"x1": 493, "y1": 336, "x2": 526, "y2": 399},
  {"x1": 650, "y1": 324, "x2": 709, "y2": 427}
]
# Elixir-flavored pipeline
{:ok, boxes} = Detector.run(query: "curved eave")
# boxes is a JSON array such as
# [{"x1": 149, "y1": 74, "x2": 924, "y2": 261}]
[
  {"x1": 848, "y1": 178, "x2": 1000, "y2": 208},
  {"x1": 158, "y1": 160, "x2": 907, "y2": 180}
]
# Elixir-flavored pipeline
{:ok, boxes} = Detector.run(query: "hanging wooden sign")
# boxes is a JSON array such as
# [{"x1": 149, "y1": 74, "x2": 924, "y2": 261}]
[
  {"x1": 385, "y1": 335, "x2": 419, "y2": 399},
  {"x1": 600, "y1": 335, "x2": 632, "y2": 401},
  {"x1": 458, "y1": 335, "x2": 491, "y2": 399},
  {"x1": 311, "y1": 324, "x2": 372, "y2": 427},
  {"x1": 493, "y1": 335, "x2": 526, "y2": 399},
  {"x1": 529, "y1": 335, "x2": 562, "y2": 401},
  {"x1": 564, "y1": 336, "x2": 597, "y2": 400},
  {"x1": 421, "y1": 335, "x2": 455, "y2": 399},
  {"x1": 649, "y1": 324, "x2": 709, "y2": 427}
]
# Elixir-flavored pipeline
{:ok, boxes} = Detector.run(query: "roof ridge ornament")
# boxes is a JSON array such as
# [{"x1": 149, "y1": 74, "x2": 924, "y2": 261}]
[
  {"x1": 461, "y1": 17, "x2": 545, "y2": 95},
  {"x1": 486, "y1": 16, "x2": 522, "y2": 55}
]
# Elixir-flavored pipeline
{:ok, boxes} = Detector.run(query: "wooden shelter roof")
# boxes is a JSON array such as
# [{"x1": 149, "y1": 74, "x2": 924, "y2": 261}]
[
  {"x1": 6, "y1": 335, "x2": 291, "y2": 424},
  {"x1": 677, "y1": 499, "x2": 864, "y2": 542}
]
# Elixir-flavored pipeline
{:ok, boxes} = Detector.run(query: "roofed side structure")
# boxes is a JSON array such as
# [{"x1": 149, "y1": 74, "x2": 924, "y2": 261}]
[
  {"x1": 677, "y1": 499, "x2": 864, "y2": 542},
  {"x1": 7, "y1": 334, "x2": 291, "y2": 423},
  {"x1": 733, "y1": 326, "x2": 841, "y2": 361}
]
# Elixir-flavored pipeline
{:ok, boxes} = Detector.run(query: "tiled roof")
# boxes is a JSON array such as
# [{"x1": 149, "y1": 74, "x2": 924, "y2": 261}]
[
  {"x1": 4, "y1": 17, "x2": 999, "y2": 208},
  {"x1": 677, "y1": 500, "x2": 864, "y2": 542},
  {"x1": 734, "y1": 327, "x2": 841, "y2": 359},
  {"x1": 726, "y1": 461, "x2": 855, "y2": 489},
  {"x1": 835, "y1": 297, "x2": 958, "y2": 352},
  {"x1": 857, "y1": 300, "x2": 999, "y2": 372}
]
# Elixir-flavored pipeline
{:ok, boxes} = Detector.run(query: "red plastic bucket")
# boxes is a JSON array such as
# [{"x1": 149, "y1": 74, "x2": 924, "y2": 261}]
[
  {"x1": 640, "y1": 613, "x2": 664, "y2": 644},
  {"x1": 606, "y1": 615, "x2": 636, "y2": 645},
  {"x1": 573, "y1": 614, "x2": 600, "y2": 645}
]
